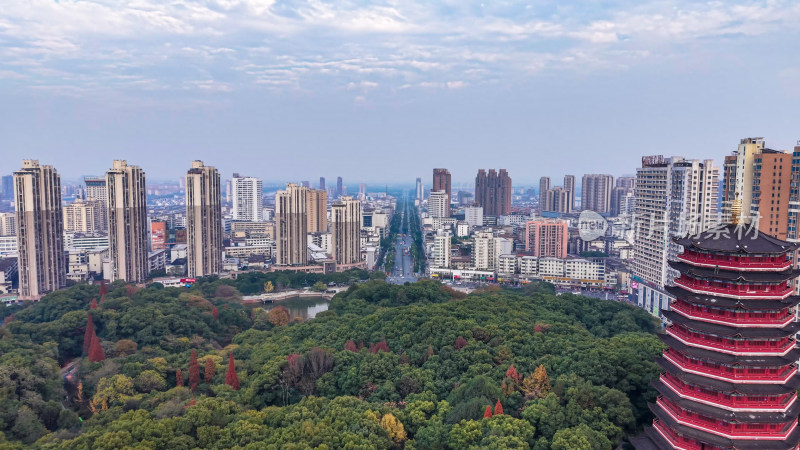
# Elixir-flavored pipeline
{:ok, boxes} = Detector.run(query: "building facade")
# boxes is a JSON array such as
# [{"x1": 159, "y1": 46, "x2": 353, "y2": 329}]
[
  {"x1": 186, "y1": 160, "x2": 222, "y2": 278},
  {"x1": 581, "y1": 174, "x2": 614, "y2": 213},
  {"x1": 525, "y1": 219, "x2": 568, "y2": 259},
  {"x1": 14, "y1": 160, "x2": 66, "y2": 297},
  {"x1": 331, "y1": 196, "x2": 361, "y2": 265},
  {"x1": 306, "y1": 189, "x2": 328, "y2": 233},
  {"x1": 275, "y1": 183, "x2": 308, "y2": 266},
  {"x1": 232, "y1": 174, "x2": 263, "y2": 221},
  {"x1": 107, "y1": 160, "x2": 149, "y2": 283},
  {"x1": 428, "y1": 190, "x2": 450, "y2": 219},
  {"x1": 433, "y1": 168, "x2": 451, "y2": 214},
  {"x1": 475, "y1": 169, "x2": 512, "y2": 216}
]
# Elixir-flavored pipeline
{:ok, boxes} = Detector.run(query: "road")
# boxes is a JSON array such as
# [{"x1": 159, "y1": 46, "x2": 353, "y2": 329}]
[{"x1": 387, "y1": 197, "x2": 419, "y2": 284}]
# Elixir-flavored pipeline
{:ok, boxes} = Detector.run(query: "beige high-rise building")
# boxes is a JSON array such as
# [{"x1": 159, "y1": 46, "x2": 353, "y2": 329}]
[
  {"x1": 14, "y1": 160, "x2": 66, "y2": 297},
  {"x1": 0, "y1": 212, "x2": 15, "y2": 236},
  {"x1": 84, "y1": 176, "x2": 108, "y2": 231},
  {"x1": 563, "y1": 175, "x2": 575, "y2": 213},
  {"x1": 275, "y1": 183, "x2": 308, "y2": 266},
  {"x1": 306, "y1": 189, "x2": 328, "y2": 232},
  {"x1": 581, "y1": 174, "x2": 614, "y2": 213},
  {"x1": 186, "y1": 161, "x2": 222, "y2": 278},
  {"x1": 428, "y1": 190, "x2": 449, "y2": 218},
  {"x1": 107, "y1": 160, "x2": 149, "y2": 283},
  {"x1": 63, "y1": 198, "x2": 105, "y2": 233},
  {"x1": 331, "y1": 196, "x2": 361, "y2": 265}
]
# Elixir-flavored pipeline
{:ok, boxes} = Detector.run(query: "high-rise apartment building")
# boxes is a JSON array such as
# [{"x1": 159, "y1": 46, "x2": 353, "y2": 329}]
[
  {"x1": 432, "y1": 229, "x2": 451, "y2": 269},
  {"x1": 0, "y1": 175, "x2": 13, "y2": 201},
  {"x1": 306, "y1": 189, "x2": 328, "y2": 233},
  {"x1": 63, "y1": 198, "x2": 105, "y2": 233},
  {"x1": 0, "y1": 212, "x2": 15, "y2": 236},
  {"x1": 232, "y1": 174, "x2": 263, "y2": 221},
  {"x1": 225, "y1": 179, "x2": 232, "y2": 203},
  {"x1": 581, "y1": 174, "x2": 614, "y2": 213},
  {"x1": 107, "y1": 160, "x2": 149, "y2": 283},
  {"x1": 84, "y1": 176, "x2": 109, "y2": 231},
  {"x1": 721, "y1": 137, "x2": 765, "y2": 223},
  {"x1": 336, "y1": 177, "x2": 343, "y2": 197},
  {"x1": 633, "y1": 156, "x2": 719, "y2": 315},
  {"x1": 543, "y1": 187, "x2": 571, "y2": 214},
  {"x1": 524, "y1": 219, "x2": 568, "y2": 259},
  {"x1": 539, "y1": 177, "x2": 550, "y2": 203},
  {"x1": 415, "y1": 178, "x2": 423, "y2": 201},
  {"x1": 464, "y1": 206, "x2": 483, "y2": 226},
  {"x1": 472, "y1": 232, "x2": 512, "y2": 270},
  {"x1": 428, "y1": 190, "x2": 450, "y2": 219},
  {"x1": 331, "y1": 196, "x2": 361, "y2": 265},
  {"x1": 563, "y1": 175, "x2": 575, "y2": 213},
  {"x1": 151, "y1": 221, "x2": 167, "y2": 251},
  {"x1": 14, "y1": 160, "x2": 66, "y2": 297},
  {"x1": 433, "y1": 168, "x2": 451, "y2": 214},
  {"x1": 475, "y1": 169, "x2": 512, "y2": 216},
  {"x1": 610, "y1": 176, "x2": 636, "y2": 216},
  {"x1": 319, "y1": 177, "x2": 325, "y2": 190},
  {"x1": 275, "y1": 183, "x2": 308, "y2": 266},
  {"x1": 186, "y1": 160, "x2": 222, "y2": 278}
]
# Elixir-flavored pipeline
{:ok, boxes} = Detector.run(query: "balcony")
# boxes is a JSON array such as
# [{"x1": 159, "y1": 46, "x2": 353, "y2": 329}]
[
  {"x1": 658, "y1": 397, "x2": 798, "y2": 440},
  {"x1": 664, "y1": 349, "x2": 797, "y2": 383},
  {"x1": 674, "y1": 277, "x2": 793, "y2": 300},
  {"x1": 671, "y1": 300, "x2": 794, "y2": 328},
  {"x1": 678, "y1": 250, "x2": 791, "y2": 272},
  {"x1": 660, "y1": 372, "x2": 796, "y2": 411},
  {"x1": 667, "y1": 326, "x2": 796, "y2": 356}
]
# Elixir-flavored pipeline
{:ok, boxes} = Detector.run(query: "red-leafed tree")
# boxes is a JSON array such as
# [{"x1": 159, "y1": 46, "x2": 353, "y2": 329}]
[
  {"x1": 211, "y1": 306, "x2": 219, "y2": 320},
  {"x1": 176, "y1": 369, "x2": 184, "y2": 387},
  {"x1": 88, "y1": 332, "x2": 105, "y2": 362},
  {"x1": 494, "y1": 398, "x2": 504, "y2": 415},
  {"x1": 505, "y1": 364, "x2": 521, "y2": 384},
  {"x1": 184, "y1": 398, "x2": 196, "y2": 409},
  {"x1": 2, "y1": 314, "x2": 13, "y2": 326},
  {"x1": 204, "y1": 357, "x2": 215, "y2": 383},
  {"x1": 454, "y1": 336, "x2": 467, "y2": 350},
  {"x1": 83, "y1": 313, "x2": 96, "y2": 353},
  {"x1": 98, "y1": 281, "x2": 107, "y2": 303},
  {"x1": 126, "y1": 284, "x2": 137, "y2": 298},
  {"x1": 188, "y1": 350, "x2": 201, "y2": 391},
  {"x1": 344, "y1": 340, "x2": 358, "y2": 352},
  {"x1": 483, "y1": 405, "x2": 492, "y2": 418},
  {"x1": 226, "y1": 353, "x2": 239, "y2": 390},
  {"x1": 90, "y1": 298, "x2": 98, "y2": 309},
  {"x1": 370, "y1": 340, "x2": 390, "y2": 354}
]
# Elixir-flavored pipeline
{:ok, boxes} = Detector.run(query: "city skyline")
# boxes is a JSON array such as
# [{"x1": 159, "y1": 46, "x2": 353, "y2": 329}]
[{"x1": 2, "y1": 2, "x2": 800, "y2": 181}]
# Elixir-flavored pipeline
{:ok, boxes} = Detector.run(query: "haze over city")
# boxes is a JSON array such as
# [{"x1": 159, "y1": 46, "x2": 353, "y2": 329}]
[{"x1": 3, "y1": 1, "x2": 800, "y2": 181}]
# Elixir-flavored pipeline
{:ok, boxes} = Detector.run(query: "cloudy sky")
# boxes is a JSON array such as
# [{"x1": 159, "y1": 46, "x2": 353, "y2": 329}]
[{"x1": 1, "y1": 0, "x2": 799, "y2": 184}]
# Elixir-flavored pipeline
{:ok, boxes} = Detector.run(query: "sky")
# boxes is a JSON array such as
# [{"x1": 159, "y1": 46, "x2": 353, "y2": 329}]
[{"x1": 1, "y1": 0, "x2": 800, "y2": 185}]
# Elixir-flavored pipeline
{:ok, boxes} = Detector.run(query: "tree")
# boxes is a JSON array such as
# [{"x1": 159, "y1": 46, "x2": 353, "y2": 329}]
[
  {"x1": 380, "y1": 413, "x2": 407, "y2": 443},
  {"x1": 176, "y1": 369, "x2": 184, "y2": 387},
  {"x1": 134, "y1": 370, "x2": 166, "y2": 393},
  {"x1": 344, "y1": 339, "x2": 358, "y2": 352},
  {"x1": 90, "y1": 298, "x2": 98, "y2": 309},
  {"x1": 88, "y1": 329, "x2": 105, "y2": 362},
  {"x1": 370, "y1": 340, "x2": 390, "y2": 354},
  {"x1": 494, "y1": 398, "x2": 503, "y2": 415},
  {"x1": 311, "y1": 281, "x2": 327, "y2": 292},
  {"x1": 189, "y1": 350, "x2": 201, "y2": 391},
  {"x1": 264, "y1": 281, "x2": 274, "y2": 293},
  {"x1": 115, "y1": 339, "x2": 138, "y2": 356},
  {"x1": 454, "y1": 336, "x2": 467, "y2": 350},
  {"x1": 505, "y1": 364, "x2": 521, "y2": 384},
  {"x1": 521, "y1": 365, "x2": 551, "y2": 399},
  {"x1": 205, "y1": 357, "x2": 216, "y2": 383},
  {"x1": 483, "y1": 406, "x2": 492, "y2": 418},
  {"x1": 99, "y1": 280, "x2": 107, "y2": 302},
  {"x1": 226, "y1": 352, "x2": 239, "y2": 390},
  {"x1": 83, "y1": 313, "x2": 95, "y2": 353},
  {"x1": 268, "y1": 306, "x2": 290, "y2": 327},
  {"x1": 211, "y1": 306, "x2": 219, "y2": 320}
]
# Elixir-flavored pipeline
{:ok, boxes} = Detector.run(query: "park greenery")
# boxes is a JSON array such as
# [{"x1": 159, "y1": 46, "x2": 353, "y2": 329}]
[{"x1": 0, "y1": 275, "x2": 663, "y2": 449}]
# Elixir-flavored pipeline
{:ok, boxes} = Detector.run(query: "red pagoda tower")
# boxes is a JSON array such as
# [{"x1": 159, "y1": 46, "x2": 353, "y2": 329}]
[{"x1": 635, "y1": 224, "x2": 800, "y2": 449}]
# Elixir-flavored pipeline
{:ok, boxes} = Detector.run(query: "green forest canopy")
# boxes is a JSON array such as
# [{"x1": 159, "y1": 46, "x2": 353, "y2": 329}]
[{"x1": 0, "y1": 277, "x2": 662, "y2": 449}]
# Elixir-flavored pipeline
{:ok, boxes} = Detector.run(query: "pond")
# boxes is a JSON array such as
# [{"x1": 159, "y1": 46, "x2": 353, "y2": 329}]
[{"x1": 263, "y1": 296, "x2": 329, "y2": 321}]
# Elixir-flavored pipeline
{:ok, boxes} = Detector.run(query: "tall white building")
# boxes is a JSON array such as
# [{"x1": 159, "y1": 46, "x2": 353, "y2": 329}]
[
  {"x1": 415, "y1": 177, "x2": 423, "y2": 201},
  {"x1": 186, "y1": 161, "x2": 222, "y2": 278},
  {"x1": 0, "y1": 212, "x2": 15, "y2": 237},
  {"x1": 232, "y1": 174, "x2": 263, "y2": 221},
  {"x1": 472, "y1": 232, "x2": 512, "y2": 271},
  {"x1": 432, "y1": 229, "x2": 451, "y2": 269},
  {"x1": 428, "y1": 190, "x2": 449, "y2": 219},
  {"x1": 633, "y1": 156, "x2": 719, "y2": 316},
  {"x1": 464, "y1": 206, "x2": 484, "y2": 227},
  {"x1": 84, "y1": 176, "x2": 108, "y2": 231},
  {"x1": 107, "y1": 160, "x2": 149, "y2": 283}
]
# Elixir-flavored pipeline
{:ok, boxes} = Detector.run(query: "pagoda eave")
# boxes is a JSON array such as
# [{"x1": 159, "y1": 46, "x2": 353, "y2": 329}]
[{"x1": 662, "y1": 310, "x2": 800, "y2": 338}]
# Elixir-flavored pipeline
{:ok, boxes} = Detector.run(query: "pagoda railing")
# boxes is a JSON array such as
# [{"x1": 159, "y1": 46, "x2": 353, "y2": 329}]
[
  {"x1": 671, "y1": 300, "x2": 794, "y2": 327},
  {"x1": 658, "y1": 397, "x2": 798, "y2": 439},
  {"x1": 652, "y1": 419, "x2": 717, "y2": 450},
  {"x1": 674, "y1": 277, "x2": 793, "y2": 299},
  {"x1": 667, "y1": 326, "x2": 796, "y2": 355},
  {"x1": 678, "y1": 251, "x2": 791, "y2": 271},
  {"x1": 660, "y1": 372, "x2": 796, "y2": 411},
  {"x1": 663, "y1": 349, "x2": 797, "y2": 383}
]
